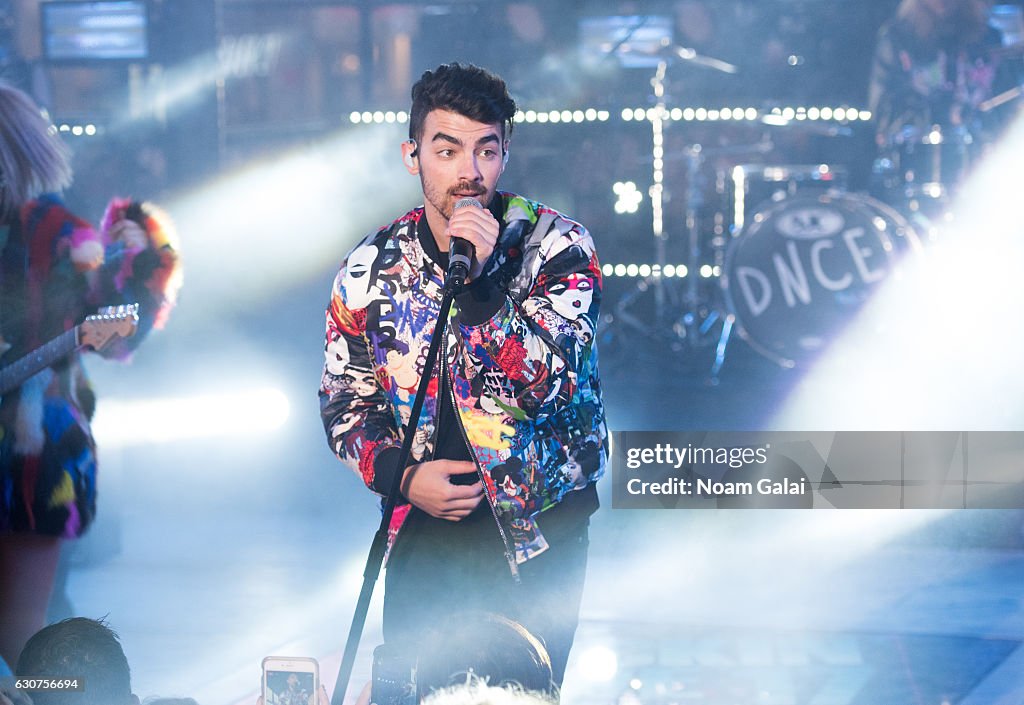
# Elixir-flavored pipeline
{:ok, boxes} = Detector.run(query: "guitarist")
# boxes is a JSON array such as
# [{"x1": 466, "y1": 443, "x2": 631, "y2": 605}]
[{"x1": 0, "y1": 80, "x2": 182, "y2": 667}]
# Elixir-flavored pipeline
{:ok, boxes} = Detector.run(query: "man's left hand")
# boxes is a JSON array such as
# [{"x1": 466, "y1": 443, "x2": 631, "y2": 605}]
[{"x1": 446, "y1": 204, "x2": 499, "y2": 282}]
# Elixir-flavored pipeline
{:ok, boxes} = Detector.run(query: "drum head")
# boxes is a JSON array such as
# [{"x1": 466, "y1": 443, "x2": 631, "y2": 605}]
[{"x1": 722, "y1": 192, "x2": 920, "y2": 367}]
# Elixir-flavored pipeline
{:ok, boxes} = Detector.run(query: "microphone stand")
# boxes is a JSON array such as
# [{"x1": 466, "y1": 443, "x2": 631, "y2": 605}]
[{"x1": 330, "y1": 276, "x2": 462, "y2": 705}]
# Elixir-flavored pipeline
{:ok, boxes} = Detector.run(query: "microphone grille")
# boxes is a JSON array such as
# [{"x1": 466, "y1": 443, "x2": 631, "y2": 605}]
[{"x1": 453, "y1": 197, "x2": 483, "y2": 210}]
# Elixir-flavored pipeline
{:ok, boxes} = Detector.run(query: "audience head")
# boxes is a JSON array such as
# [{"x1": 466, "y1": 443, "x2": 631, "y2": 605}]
[
  {"x1": 414, "y1": 613, "x2": 554, "y2": 701},
  {"x1": 16, "y1": 617, "x2": 137, "y2": 705},
  {"x1": 419, "y1": 680, "x2": 554, "y2": 705}
]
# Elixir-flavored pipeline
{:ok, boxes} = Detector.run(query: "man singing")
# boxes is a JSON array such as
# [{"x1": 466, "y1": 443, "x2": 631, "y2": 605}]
[{"x1": 319, "y1": 63, "x2": 606, "y2": 686}]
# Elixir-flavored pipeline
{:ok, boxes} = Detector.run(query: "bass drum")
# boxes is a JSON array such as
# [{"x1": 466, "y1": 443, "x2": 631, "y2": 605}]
[{"x1": 722, "y1": 192, "x2": 924, "y2": 367}]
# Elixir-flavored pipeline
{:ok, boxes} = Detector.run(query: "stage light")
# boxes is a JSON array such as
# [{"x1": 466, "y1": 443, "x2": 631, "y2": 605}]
[
  {"x1": 614, "y1": 264, "x2": 626, "y2": 277},
  {"x1": 514, "y1": 110, "x2": 525, "y2": 123},
  {"x1": 782, "y1": 107, "x2": 796, "y2": 121},
  {"x1": 721, "y1": 108, "x2": 733, "y2": 120},
  {"x1": 695, "y1": 108, "x2": 708, "y2": 121},
  {"x1": 166, "y1": 125, "x2": 418, "y2": 312},
  {"x1": 639, "y1": 264, "x2": 652, "y2": 277},
  {"x1": 71, "y1": 125, "x2": 83, "y2": 136},
  {"x1": 613, "y1": 181, "x2": 642, "y2": 214},
  {"x1": 664, "y1": 264, "x2": 676, "y2": 277},
  {"x1": 585, "y1": 108, "x2": 597, "y2": 121},
  {"x1": 349, "y1": 111, "x2": 361, "y2": 123},
  {"x1": 834, "y1": 107, "x2": 847, "y2": 121},
  {"x1": 621, "y1": 108, "x2": 633, "y2": 121},
  {"x1": 549, "y1": 110, "x2": 561, "y2": 123},
  {"x1": 561, "y1": 110, "x2": 573, "y2": 122},
  {"x1": 630, "y1": 679, "x2": 642, "y2": 690},
  {"x1": 708, "y1": 109, "x2": 721, "y2": 121},
  {"x1": 92, "y1": 387, "x2": 290, "y2": 446},
  {"x1": 602, "y1": 263, "x2": 613, "y2": 276},
  {"x1": 525, "y1": 110, "x2": 537, "y2": 123},
  {"x1": 573, "y1": 110, "x2": 584, "y2": 123},
  {"x1": 683, "y1": 108, "x2": 695, "y2": 121},
  {"x1": 808, "y1": 107, "x2": 821, "y2": 120},
  {"x1": 670, "y1": 107, "x2": 682, "y2": 121},
  {"x1": 361, "y1": 111, "x2": 372, "y2": 123},
  {"x1": 677, "y1": 264, "x2": 688, "y2": 277},
  {"x1": 85, "y1": 124, "x2": 97, "y2": 135},
  {"x1": 372, "y1": 111, "x2": 384, "y2": 123},
  {"x1": 597, "y1": 110, "x2": 610, "y2": 121},
  {"x1": 626, "y1": 264, "x2": 639, "y2": 277},
  {"x1": 59, "y1": 124, "x2": 70, "y2": 132},
  {"x1": 821, "y1": 107, "x2": 834, "y2": 120},
  {"x1": 537, "y1": 112, "x2": 549, "y2": 123},
  {"x1": 774, "y1": 114, "x2": 1024, "y2": 429},
  {"x1": 578, "y1": 645, "x2": 617, "y2": 682},
  {"x1": 397, "y1": 111, "x2": 408, "y2": 123},
  {"x1": 859, "y1": 110, "x2": 872, "y2": 120},
  {"x1": 700, "y1": 264, "x2": 713, "y2": 278}
]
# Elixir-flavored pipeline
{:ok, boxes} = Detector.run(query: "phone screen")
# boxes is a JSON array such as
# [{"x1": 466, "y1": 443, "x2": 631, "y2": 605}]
[{"x1": 265, "y1": 670, "x2": 317, "y2": 705}]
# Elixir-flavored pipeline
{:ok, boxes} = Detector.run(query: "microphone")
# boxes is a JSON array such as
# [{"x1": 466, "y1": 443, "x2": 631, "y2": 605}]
[{"x1": 447, "y1": 197, "x2": 481, "y2": 292}]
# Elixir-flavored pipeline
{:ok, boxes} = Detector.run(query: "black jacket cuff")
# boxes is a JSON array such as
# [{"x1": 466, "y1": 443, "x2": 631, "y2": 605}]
[
  {"x1": 456, "y1": 275, "x2": 504, "y2": 326},
  {"x1": 371, "y1": 446, "x2": 408, "y2": 498}
]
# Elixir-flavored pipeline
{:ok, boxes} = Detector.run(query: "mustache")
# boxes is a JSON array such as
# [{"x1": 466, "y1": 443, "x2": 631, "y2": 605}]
[{"x1": 448, "y1": 183, "x2": 486, "y2": 196}]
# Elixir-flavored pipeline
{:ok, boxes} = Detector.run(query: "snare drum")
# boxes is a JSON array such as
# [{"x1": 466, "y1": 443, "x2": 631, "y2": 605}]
[{"x1": 722, "y1": 192, "x2": 923, "y2": 367}]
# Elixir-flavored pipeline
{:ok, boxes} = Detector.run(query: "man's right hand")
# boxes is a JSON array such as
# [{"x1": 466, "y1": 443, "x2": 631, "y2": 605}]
[{"x1": 401, "y1": 460, "x2": 484, "y2": 520}]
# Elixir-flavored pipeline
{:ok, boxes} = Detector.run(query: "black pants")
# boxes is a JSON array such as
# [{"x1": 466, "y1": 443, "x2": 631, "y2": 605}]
[{"x1": 382, "y1": 503, "x2": 590, "y2": 688}]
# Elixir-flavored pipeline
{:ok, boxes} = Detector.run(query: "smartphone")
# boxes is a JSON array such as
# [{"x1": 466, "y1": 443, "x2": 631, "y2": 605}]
[{"x1": 262, "y1": 656, "x2": 319, "y2": 705}]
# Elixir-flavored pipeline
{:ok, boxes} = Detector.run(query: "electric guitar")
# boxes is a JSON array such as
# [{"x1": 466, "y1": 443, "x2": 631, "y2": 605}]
[{"x1": 0, "y1": 304, "x2": 139, "y2": 396}]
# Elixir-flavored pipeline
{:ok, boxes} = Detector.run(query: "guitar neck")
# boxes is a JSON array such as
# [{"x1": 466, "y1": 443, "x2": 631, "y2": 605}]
[{"x1": 0, "y1": 327, "x2": 80, "y2": 396}]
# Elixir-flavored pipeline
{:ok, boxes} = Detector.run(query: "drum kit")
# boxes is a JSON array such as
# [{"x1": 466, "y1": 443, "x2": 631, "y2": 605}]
[{"x1": 601, "y1": 42, "x2": 992, "y2": 379}]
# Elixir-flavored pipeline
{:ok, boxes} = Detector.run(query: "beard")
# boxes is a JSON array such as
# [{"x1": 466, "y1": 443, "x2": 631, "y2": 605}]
[{"x1": 421, "y1": 175, "x2": 488, "y2": 220}]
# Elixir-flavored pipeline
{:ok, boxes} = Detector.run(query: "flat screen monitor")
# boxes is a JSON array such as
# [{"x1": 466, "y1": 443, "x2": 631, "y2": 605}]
[{"x1": 41, "y1": 1, "x2": 149, "y2": 62}]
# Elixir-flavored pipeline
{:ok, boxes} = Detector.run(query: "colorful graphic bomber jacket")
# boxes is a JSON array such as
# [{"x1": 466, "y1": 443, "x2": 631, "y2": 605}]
[{"x1": 319, "y1": 193, "x2": 607, "y2": 567}]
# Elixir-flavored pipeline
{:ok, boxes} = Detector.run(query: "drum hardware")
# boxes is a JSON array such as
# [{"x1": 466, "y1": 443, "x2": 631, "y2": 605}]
[
  {"x1": 712, "y1": 192, "x2": 925, "y2": 371},
  {"x1": 603, "y1": 39, "x2": 745, "y2": 349}
]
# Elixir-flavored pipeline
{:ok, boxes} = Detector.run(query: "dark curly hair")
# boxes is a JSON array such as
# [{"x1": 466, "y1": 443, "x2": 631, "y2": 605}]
[{"x1": 409, "y1": 63, "x2": 517, "y2": 149}]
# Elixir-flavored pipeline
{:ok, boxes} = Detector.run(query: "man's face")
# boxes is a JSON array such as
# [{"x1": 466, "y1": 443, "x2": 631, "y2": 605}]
[{"x1": 407, "y1": 109, "x2": 507, "y2": 223}]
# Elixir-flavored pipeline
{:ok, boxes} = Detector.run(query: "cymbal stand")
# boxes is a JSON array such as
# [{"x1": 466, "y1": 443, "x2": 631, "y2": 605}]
[{"x1": 611, "y1": 60, "x2": 688, "y2": 343}]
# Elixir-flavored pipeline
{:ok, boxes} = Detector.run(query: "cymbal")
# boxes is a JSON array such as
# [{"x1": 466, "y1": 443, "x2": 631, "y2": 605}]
[{"x1": 617, "y1": 40, "x2": 739, "y2": 74}]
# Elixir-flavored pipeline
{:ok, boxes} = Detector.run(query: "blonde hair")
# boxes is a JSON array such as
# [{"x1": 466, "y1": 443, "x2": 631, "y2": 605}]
[
  {"x1": 0, "y1": 80, "x2": 72, "y2": 219},
  {"x1": 420, "y1": 680, "x2": 556, "y2": 705}
]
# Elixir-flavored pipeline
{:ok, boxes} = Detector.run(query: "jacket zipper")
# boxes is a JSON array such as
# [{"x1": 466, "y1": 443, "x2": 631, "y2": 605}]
[{"x1": 441, "y1": 324, "x2": 521, "y2": 581}]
